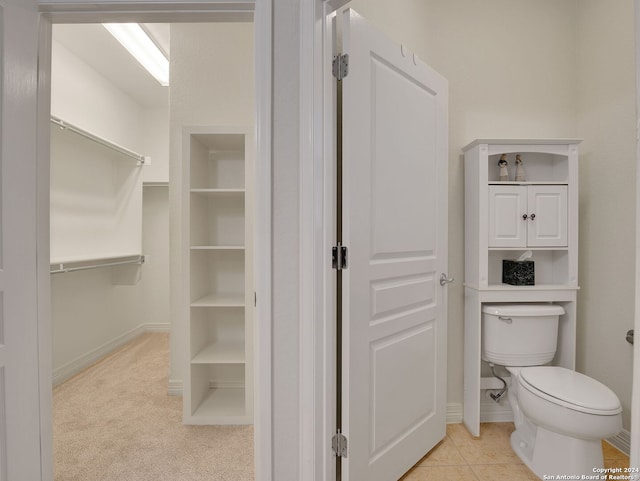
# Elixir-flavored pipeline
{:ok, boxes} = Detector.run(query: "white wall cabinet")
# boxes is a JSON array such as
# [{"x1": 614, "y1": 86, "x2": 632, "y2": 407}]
[
  {"x1": 463, "y1": 139, "x2": 580, "y2": 436},
  {"x1": 488, "y1": 184, "x2": 567, "y2": 248},
  {"x1": 182, "y1": 127, "x2": 253, "y2": 425}
]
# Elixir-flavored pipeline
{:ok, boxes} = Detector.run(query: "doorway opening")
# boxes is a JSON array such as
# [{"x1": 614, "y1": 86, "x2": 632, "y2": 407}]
[{"x1": 47, "y1": 17, "x2": 259, "y2": 480}]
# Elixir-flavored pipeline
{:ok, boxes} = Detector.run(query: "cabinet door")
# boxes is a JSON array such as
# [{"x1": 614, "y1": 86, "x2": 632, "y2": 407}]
[
  {"x1": 527, "y1": 185, "x2": 568, "y2": 247},
  {"x1": 488, "y1": 185, "x2": 527, "y2": 247}
]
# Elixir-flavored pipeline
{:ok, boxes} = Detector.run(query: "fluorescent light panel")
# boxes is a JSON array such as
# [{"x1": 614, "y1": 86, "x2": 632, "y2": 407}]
[{"x1": 103, "y1": 23, "x2": 169, "y2": 87}]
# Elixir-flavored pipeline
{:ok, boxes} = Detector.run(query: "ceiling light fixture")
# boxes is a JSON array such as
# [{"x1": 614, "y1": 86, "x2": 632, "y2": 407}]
[{"x1": 103, "y1": 23, "x2": 169, "y2": 87}]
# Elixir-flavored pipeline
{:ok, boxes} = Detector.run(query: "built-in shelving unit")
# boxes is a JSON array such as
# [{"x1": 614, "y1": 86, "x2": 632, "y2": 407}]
[
  {"x1": 183, "y1": 127, "x2": 253, "y2": 425},
  {"x1": 463, "y1": 139, "x2": 581, "y2": 436}
]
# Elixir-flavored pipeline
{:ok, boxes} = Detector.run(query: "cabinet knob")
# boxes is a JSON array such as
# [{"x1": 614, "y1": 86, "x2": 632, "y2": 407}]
[
  {"x1": 522, "y1": 214, "x2": 528, "y2": 220},
  {"x1": 530, "y1": 213, "x2": 536, "y2": 221}
]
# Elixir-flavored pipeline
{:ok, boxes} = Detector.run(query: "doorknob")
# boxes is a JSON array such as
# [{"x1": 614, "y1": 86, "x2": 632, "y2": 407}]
[{"x1": 440, "y1": 273, "x2": 454, "y2": 286}]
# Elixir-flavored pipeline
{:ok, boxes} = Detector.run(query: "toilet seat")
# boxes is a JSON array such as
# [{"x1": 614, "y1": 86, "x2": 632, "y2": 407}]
[{"x1": 519, "y1": 366, "x2": 622, "y2": 416}]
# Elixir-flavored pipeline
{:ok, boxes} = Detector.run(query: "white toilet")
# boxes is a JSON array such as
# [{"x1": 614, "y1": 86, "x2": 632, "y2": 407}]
[{"x1": 482, "y1": 304, "x2": 622, "y2": 478}]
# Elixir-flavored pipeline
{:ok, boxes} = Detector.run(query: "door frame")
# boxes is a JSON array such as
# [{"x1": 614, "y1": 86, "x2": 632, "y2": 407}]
[
  {"x1": 36, "y1": 1, "x2": 273, "y2": 479},
  {"x1": 632, "y1": 0, "x2": 640, "y2": 470},
  {"x1": 299, "y1": 1, "x2": 349, "y2": 479}
]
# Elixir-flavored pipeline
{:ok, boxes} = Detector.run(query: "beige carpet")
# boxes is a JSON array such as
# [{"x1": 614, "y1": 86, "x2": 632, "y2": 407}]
[{"x1": 53, "y1": 332, "x2": 254, "y2": 481}]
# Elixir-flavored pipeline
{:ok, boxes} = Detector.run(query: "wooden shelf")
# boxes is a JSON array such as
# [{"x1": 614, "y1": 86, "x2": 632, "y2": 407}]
[
  {"x1": 488, "y1": 181, "x2": 568, "y2": 186},
  {"x1": 191, "y1": 293, "x2": 245, "y2": 308},
  {"x1": 192, "y1": 388, "x2": 246, "y2": 419},
  {"x1": 190, "y1": 245, "x2": 245, "y2": 251},
  {"x1": 488, "y1": 246, "x2": 569, "y2": 251},
  {"x1": 191, "y1": 340, "x2": 245, "y2": 364},
  {"x1": 484, "y1": 284, "x2": 579, "y2": 291},
  {"x1": 190, "y1": 188, "x2": 245, "y2": 195}
]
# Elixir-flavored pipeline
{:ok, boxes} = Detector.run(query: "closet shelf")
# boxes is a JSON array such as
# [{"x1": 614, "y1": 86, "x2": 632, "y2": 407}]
[
  {"x1": 488, "y1": 181, "x2": 568, "y2": 186},
  {"x1": 191, "y1": 293, "x2": 245, "y2": 308},
  {"x1": 50, "y1": 254, "x2": 145, "y2": 274},
  {"x1": 488, "y1": 246, "x2": 569, "y2": 252},
  {"x1": 193, "y1": 388, "x2": 246, "y2": 418},
  {"x1": 51, "y1": 116, "x2": 148, "y2": 164},
  {"x1": 144, "y1": 181, "x2": 169, "y2": 187},
  {"x1": 190, "y1": 189, "x2": 245, "y2": 196},
  {"x1": 190, "y1": 245, "x2": 245, "y2": 251},
  {"x1": 191, "y1": 340, "x2": 245, "y2": 364}
]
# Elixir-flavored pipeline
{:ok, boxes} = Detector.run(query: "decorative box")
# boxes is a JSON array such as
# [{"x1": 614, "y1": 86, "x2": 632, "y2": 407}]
[{"x1": 502, "y1": 259, "x2": 535, "y2": 286}]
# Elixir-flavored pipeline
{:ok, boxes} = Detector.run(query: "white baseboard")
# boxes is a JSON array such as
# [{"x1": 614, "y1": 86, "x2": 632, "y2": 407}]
[
  {"x1": 480, "y1": 396, "x2": 514, "y2": 423},
  {"x1": 167, "y1": 379, "x2": 183, "y2": 396},
  {"x1": 446, "y1": 403, "x2": 463, "y2": 423},
  {"x1": 447, "y1": 400, "x2": 515, "y2": 425},
  {"x1": 606, "y1": 429, "x2": 631, "y2": 456},
  {"x1": 53, "y1": 323, "x2": 170, "y2": 386},
  {"x1": 144, "y1": 323, "x2": 172, "y2": 333}
]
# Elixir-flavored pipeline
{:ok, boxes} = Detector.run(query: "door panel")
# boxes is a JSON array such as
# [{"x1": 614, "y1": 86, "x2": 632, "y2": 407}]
[
  {"x1": 488, "y1": 185, "x2": 527, "y2": 247},
  {"x1": 527, "y1": 185, "x2": 568, "y2": 247},
  {"x1": 341, "y1": 9, "x2": 448, "y2": 481}
]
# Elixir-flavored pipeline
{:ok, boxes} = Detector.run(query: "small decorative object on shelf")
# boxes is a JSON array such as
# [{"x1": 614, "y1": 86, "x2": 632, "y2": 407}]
[
  {"x1": 498, "y1": 154, "x2": 509, "y2": 181},
  {"x1": 515, "y1": 154, "x2": 526, "y2": 181}
]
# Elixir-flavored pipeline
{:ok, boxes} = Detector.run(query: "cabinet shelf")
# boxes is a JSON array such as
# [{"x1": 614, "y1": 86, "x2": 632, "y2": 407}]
[
  {"x1": 191, "y1": 188, "x2": 245, "y2": 195},
  {"x1": 192, "y1": 387, "x2": 246, "y2": 418},
  {"x1": 191, "y1": 293, "x2": 245, "y2": 308},
  {"x1": 483, "y1": 284, "x2": 579, "y2": 291},
  {"x1": 191, "y1": 340, "x2": 245, "y2": 364},
  {"x1": 190, "y1": 245, "x2": 245, "y2": 250},
  {"x1": 488, "y1": 246, "x2": 569, "y2": 251},
  {"x1": 488, "y1": 181, "x2": 568, "y2": 186}
]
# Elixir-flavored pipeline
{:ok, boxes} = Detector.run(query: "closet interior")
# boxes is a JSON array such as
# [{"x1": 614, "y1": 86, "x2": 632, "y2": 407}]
[{"x1": 50, "y1": 21, "x2": 255, "y2": 426}]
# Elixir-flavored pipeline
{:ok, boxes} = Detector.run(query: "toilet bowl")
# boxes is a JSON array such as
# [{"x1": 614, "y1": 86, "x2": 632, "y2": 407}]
[
  {"x1": 507, "y1": 365, "x2": 622, "y2": 478},
  {"x1": 481, "y1": 304, "x2": 623, "y2": 478}
]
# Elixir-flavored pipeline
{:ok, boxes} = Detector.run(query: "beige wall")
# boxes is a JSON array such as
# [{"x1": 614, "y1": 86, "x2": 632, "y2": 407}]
[
  {"x1": 575, "y1": 0, "x2": 636, "y2": 430},
  {"x1": 349, "y1": 0, "x2": 636, "y2": 430}
]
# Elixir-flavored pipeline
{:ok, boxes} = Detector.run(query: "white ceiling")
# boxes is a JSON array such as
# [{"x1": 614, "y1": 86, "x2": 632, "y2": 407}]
[{"x1": 52, "y1": 23, "x2": 170, "y2": 108}]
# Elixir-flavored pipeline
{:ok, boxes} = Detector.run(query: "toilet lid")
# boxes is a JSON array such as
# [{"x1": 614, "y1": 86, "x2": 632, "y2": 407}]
[{"x1": 519, "y1": 366, "x2": 622, "y2": 415}]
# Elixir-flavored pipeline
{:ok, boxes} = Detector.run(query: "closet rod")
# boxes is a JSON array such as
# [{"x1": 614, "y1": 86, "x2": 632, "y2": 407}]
[
  {"x1": 50, "y1": 255, "x2": 145, "y2": 275},
  {"x1": 50, "y1": 116, "x2": 147, "y2": 164}
]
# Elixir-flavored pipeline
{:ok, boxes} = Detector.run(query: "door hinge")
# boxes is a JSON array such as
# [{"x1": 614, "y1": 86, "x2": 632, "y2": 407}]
[
  {"x1": 332, "y1": 53, "x2": 349, "y2": 81},
  {"x1": 332, "y1": 244, "x2": 348, "y2": 270},
  {"x1": 332, "y1": 431, "x2": 348, "y2": 458}
]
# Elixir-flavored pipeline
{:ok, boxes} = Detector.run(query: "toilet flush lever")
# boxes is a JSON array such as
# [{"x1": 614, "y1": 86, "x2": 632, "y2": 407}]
[{"x1": 440, "y1": 273, "x2": 454, "y2": 286}]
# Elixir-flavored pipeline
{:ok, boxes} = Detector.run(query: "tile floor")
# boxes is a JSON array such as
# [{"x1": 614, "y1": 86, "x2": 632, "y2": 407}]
[{"x1": 400, "y1": 423, "x2": 630, "y2": 481}]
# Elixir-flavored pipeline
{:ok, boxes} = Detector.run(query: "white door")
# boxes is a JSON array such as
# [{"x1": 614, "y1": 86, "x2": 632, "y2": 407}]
[
  {"x1": 526, "y1": 185, "x2": 568, "y2": 247},
  {"x1": 340, "y1": 9, "x2": 449, "y2": 481},
  {"x1": 488, "y1": 185, "x2": 527, "y2": 248},
  {"x1": 0, "y1": 0, "x2": 45, "y2": 479}
]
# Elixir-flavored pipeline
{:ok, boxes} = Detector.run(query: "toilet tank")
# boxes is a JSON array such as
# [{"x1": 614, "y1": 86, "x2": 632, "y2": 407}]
[{"x1": 482, "y1": 304, "x2": 565, "y2": 366}]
